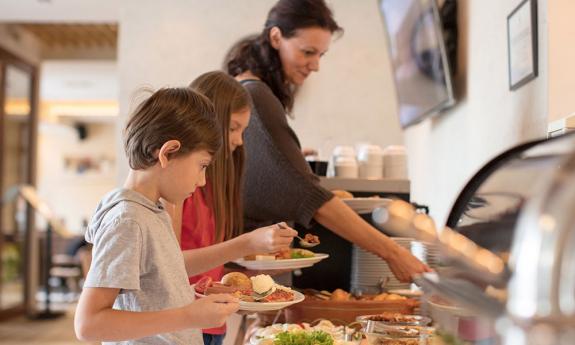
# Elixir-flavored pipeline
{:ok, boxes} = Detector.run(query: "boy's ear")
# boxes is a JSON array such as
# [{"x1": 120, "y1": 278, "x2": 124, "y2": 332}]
[
  {"x1": 269, "y1": 26, "x2": 282, "y2": 50},
  {"x1": 157, "y1": 140, "x2": 182, "y2": 168}
]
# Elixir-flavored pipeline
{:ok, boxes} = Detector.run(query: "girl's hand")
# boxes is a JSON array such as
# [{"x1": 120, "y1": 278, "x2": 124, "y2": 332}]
[
  {"x1": 244, "y1": 222, "x2": 297, "y2": 255},
  {"x1": 185, "y1": 294, "x2": 239, "y2": 329}
]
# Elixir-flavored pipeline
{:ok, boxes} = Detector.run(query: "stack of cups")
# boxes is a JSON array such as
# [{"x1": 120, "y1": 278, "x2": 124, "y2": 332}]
[
  {"x1": 382, "y1": 145, "x2": 408, "y2": 179},
  {"x1": 332, "y1": 145, "x2": 358, "y2": 178},
  {"x1": 357, "y1": 144, "x2": 384, "y2": 179}
]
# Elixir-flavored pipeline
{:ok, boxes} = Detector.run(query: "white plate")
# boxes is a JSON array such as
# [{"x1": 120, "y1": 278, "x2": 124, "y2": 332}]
[
  {"x1": 234, "y1": 253, "x2": 329, "y2": 270},
  {"x1": 239, "y1": 290, "x2": 305, "y2": 312},
  {"x1": 192, "y1": 285, "x2": 304, "y2": 312},
  {"x1": 341, "y1": 198, "x2": 392, "y2": 214},
  {"x1": 387, "y1": 289, "x2": 423, "y2": 298}
]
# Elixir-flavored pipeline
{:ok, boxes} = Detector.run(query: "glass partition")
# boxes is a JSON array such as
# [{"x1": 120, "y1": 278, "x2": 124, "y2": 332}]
[{"x1": 0, "y1": 57, "x2": 37, "y2": 316}]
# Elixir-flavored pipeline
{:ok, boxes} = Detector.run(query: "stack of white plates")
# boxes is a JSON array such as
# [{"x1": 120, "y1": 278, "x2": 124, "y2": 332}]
[
  {"x1": 350, "y1": 238, "x2": 441, "y2": 294},
  {"x1": 341, "y1": 198, "x2": 392, "y2": 214},
  {"x1": 410, "y1": 241, "x2": 441, "y2": 269}
]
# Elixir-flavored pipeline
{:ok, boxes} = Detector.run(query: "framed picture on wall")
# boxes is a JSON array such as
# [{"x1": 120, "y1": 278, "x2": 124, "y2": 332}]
[{"x1": 507, "y1": 0, "x2": 538, "y2": 90}]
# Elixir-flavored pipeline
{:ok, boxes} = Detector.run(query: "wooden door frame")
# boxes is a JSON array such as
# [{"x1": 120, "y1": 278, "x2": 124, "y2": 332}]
[{"x1": 0, "y1": 46, "x2": 39, "y2": 320}]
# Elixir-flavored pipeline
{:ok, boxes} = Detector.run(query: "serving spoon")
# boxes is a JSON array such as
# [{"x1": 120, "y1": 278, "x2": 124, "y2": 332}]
[{"x1": 296, "y1": 235, "x2": 319, "y2": 248}]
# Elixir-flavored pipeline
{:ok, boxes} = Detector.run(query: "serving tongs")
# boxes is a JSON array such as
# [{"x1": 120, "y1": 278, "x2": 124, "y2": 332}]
[
  {"x1": 372, "y1": 200, "x2": 510, "y2": 288},
  {"x1": 372, "y1": 200, "x2": 509, "y2": 318},
  {"x1": 414, "y1": 272, "x2": 506, "y2": 318}
]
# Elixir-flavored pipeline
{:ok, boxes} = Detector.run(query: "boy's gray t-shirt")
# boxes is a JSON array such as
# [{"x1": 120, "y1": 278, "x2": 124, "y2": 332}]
[{"x1": 84, "y1": 188, "x2": 202, "y2": 345}]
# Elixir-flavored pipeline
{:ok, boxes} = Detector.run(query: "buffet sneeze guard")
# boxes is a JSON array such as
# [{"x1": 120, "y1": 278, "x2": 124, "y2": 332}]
[{"x1": 373, "y1": 132, "x2": 575, "y2": 344}]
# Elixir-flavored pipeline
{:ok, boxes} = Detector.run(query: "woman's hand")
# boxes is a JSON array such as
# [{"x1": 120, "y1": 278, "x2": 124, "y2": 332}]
[
  {"x1": 384, "y1": 244, "x2": 432, "y2": 283},
  {"x1": 243, "y1": 222, "x2": 297, "y2": 255}
]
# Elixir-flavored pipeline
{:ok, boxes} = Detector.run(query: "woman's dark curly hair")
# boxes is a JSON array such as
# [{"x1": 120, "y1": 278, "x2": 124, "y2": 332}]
[{"x1": 225, "y1": 0, "x2": 342, "y2": 112}]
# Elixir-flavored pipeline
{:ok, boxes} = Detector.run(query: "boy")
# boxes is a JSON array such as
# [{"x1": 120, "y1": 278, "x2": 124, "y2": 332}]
[{"x1": 74, "y1": 87, "x2": 239, "y2": 344}]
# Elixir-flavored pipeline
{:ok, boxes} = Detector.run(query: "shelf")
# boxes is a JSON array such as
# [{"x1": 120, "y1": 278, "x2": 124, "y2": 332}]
[{"x1": 319, "y1": 177, "x2": 410, "y2": 194}]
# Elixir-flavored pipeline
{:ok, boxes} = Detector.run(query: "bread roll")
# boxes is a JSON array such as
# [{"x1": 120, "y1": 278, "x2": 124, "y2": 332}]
[
  {"x1": 332, "y1": 189, "x2": 353, "y2": 199},
  {"x1": 221, "y1": 272, "x2": 252, "y2": 290},
  {"x1": 330, "y1": 288, "x2": 350, "y2": 301}
]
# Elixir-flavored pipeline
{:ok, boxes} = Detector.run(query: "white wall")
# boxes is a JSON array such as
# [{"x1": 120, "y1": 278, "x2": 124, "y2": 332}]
[
  {"x1": 36, "y1": 122, "x2": 117, "y2": 233},
  {"x1": 289, "y1": 1, "x2": 403, "y2": 158},
  {"x1": 405, "y1": 0, "x2": 549, "y2": 225},
  {"x1": 0, "y1": 0, "x2": 119, "y2": 23},
  {"x1": 116, "y1": 0, "x2": 402, "y2": 178},
  {"x1": 548, "y1": 0, "x2": 575, "y2": 123},
  {"x1": 41, "y1": 60, "x2": 119, "y2": 101}
]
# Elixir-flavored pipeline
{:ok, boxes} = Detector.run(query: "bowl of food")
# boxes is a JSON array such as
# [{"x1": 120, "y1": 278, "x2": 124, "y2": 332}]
[
  {"x1": 250, "y1": 319, "x2": 363, "y2": 345},
  {"x1": 356, "y1": 312, "x2": 434, "y2": 345},
  {"x1": 356, "y1": 312, "x2": 432, "y2": 327},
  {"x1": 364, "y1": 324, "x2": 435, "y2": 345}
]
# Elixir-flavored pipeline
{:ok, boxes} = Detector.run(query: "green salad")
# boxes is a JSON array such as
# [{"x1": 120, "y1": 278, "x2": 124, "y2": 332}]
[
  {"x1": 290, "y1": 249, "x2": 315, "y2": 259},
  {"x1": 273, "y1": 330, "x2": 334, "y2": 345}
]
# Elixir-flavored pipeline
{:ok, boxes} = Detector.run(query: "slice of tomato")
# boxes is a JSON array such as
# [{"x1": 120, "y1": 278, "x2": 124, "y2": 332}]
[{"x1": 194, "y1": 276, "x2": 213, "y2": 294}]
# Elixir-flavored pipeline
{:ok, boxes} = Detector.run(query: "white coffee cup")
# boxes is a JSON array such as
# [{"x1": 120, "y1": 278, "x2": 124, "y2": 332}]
[
  {"x1": 357, "y1": 144, "x2": 384, "y2": 179},
  {"x1": 359, "y1": 164, "x2": 383, "y2": 179},
  {"x1": 333, "y1": 145, "x2": 356, "y2": 158},
  {"x1": 334, "y1": 156, "x2": 359, "y2": 178},
  {"x1": 383, "y1": 145, "x2": 408, "y2": 179},
  {"x1": 357, "y1": 144, "x2": 383, "y2": 166}
]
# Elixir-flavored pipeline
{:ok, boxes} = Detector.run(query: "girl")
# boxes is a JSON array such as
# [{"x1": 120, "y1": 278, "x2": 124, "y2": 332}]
[{"x1": 171, "y1": 71, "x2": 297, "y2": 345}]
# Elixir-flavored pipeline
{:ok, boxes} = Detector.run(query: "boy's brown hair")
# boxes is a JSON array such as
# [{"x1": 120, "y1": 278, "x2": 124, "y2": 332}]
[{"x1": 124, "y1": 87, "x2": 221, "y2": 170}]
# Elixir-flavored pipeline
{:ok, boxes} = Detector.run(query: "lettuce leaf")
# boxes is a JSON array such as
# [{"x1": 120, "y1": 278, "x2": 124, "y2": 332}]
[{"x1": 273, "y1": 330, "x2": 334, "y2": 345}]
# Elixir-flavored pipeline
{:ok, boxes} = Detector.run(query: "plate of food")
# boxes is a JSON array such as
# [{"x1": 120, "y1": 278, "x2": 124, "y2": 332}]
[
  {"x1": 234, "y1": 248, "x2": 329, "y2": 270},
  {"x1": 193, "y1": 272, "x2": 305, "y2": 312}
]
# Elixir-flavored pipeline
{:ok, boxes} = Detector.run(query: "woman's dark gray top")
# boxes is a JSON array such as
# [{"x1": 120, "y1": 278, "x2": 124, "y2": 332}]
[{"x1": 241, "y1": 79, "x2": 334, "y2": 230}]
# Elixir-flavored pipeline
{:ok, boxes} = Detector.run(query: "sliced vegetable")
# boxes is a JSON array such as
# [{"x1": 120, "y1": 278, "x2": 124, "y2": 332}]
[{"x1": 273, "y1": 330, "x2": 334, "y2": 345}]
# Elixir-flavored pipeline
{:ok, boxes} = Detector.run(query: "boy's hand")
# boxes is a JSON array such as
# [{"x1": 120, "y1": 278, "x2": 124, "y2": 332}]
[
  {"x1": 245, "y1": 222, "x2": 297, "y2": 254},
  {"x1": 185, "y1": 294, "x2": 239, "y2": 329}
]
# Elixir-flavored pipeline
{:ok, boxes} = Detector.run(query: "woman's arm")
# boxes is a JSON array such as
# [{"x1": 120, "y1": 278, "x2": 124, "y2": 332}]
[
  {"x1": 74, "y1": 287, "x2": 239, "y2": 342},
  {"x1": 314, "y1": 197, "x2": 431, "y2": 282},
  {"x1": 181, "y1": 224, "x2": 297, "y2": 276}
]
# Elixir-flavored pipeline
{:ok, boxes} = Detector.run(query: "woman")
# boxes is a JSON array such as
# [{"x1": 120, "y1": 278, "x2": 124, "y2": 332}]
[
  {"x1": 226, "y1": 0, "x2": 430, "y2": 283},
  {"x1": 171, "y1": 71, "x2": 298, "y2": 345}
]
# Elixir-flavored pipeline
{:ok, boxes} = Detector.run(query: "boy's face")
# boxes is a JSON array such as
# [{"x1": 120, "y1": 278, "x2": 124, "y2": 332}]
[{"x1": 160, "y1": 149, "x2": 212, "y2": 203}]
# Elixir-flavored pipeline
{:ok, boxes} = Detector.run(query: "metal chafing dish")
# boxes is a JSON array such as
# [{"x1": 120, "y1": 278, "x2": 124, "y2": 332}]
[{"x1": 372, "y1": 132, "x2": 575, "y2": 344}]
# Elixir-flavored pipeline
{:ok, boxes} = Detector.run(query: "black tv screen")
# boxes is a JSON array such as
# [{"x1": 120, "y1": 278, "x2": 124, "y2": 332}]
[{"x1": 379, "y1": 0, "x2": 455, "y2": 128}]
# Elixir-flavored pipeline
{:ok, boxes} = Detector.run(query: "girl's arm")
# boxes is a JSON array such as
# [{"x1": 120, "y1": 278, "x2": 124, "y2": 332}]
[
  {"x1": 181, "y1": 224, "x2": 297, "y2": 276},
  {"x1": 314, "y1": 197, "x2": 431, "y2": 282},
  {"x1": 74, "y1": 287, "x2": 238, "y2": 342}
]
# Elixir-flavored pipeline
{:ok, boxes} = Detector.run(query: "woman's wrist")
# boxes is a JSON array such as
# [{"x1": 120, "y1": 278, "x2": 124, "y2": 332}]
[{"x1": 375, "y1": 235, "x2": 400, "y2": 261}]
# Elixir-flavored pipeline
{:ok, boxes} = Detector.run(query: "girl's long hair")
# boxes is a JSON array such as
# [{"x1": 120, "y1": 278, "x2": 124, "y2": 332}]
[
  {"x1": 225, "y1": 0, "x2": 342, "y2": 112},
  {"x1": 189, "y1": 71, "x2": 251, "y2": 241}
]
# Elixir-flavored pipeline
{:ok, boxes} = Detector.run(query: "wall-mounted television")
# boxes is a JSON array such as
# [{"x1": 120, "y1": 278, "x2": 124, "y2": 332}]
[{"x1": 379, "y1": 0, "x2": 456, "y2": 128}]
